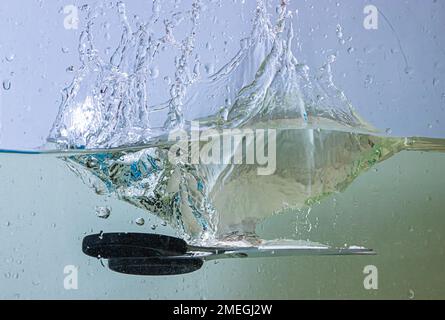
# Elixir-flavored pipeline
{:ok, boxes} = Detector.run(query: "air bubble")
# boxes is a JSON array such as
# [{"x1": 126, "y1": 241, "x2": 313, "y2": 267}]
[
  {"x1": 95, "y1": 206, "x2": 111, "y2": 219},
  {"x1": 135, "y1": 217, "x2": 145, "y2": 226}
]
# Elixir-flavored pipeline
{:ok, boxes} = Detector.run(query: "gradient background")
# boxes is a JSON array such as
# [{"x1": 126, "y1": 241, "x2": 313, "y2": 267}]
[{"x1": 0, "y1": 0, "x2": 445, "y2": 300}]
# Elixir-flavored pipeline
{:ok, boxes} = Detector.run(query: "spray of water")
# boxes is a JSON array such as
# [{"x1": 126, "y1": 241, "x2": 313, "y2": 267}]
[
  {"x1": 48, "y1": 0, "x2": 389, "y2": 244},
  {"x1": 48, "y1": 0, "x2": 373, "y2": 150}
]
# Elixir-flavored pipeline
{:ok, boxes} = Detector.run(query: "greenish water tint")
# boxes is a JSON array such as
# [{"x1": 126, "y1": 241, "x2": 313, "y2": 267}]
[
  {"x1": 43, "y1": 129, "x2": 445, "y2": 247},
  {"x1": 0, "y1": 139, "x2": 444, "y2": 299}
]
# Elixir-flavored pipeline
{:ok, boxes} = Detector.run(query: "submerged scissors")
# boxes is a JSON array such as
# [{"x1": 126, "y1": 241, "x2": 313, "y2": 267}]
[{"x1": 82, "y1": 232, "x2": 375, "y2": 276}]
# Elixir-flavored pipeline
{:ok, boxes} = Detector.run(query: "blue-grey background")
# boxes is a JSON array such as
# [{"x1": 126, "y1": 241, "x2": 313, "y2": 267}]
[
  {"x1": 0, "y1": 0, "x2": 444, "y2": 149},
  {"x1": 1, "y1": 1, "x2": 445, "y2": 300}
]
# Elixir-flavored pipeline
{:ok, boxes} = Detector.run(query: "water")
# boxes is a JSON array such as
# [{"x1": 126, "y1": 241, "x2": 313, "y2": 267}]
[
  {"x1": 3, "y1": 0, "x2": 445, "y2": 247},
  {"x1": 4, "y1": 126, "x2": 445, "y2": 247},
  {"x1": 40, "y1": 0, "x2": 385, "y2": 245},
  {"x1": 1, "y1": 0, "x2": 444, "y2": 298},
  {"x1": 47, "y1": 0, "x2": 373, "y2": 150},
  {"x1": 60, "y1": 128, "x2": 445, "y2": 246},
  {"x1": 1, "y1": 146, "x2": 445, "y2": 298}
]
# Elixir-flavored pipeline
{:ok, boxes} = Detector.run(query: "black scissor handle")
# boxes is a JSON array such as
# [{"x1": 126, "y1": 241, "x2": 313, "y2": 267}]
[
  {"x1": 108, "y1": 256, "x2": 204, "y2": 276},
  {"x1": 82, "y1": 232, "x2": 188, "y2": 259}
]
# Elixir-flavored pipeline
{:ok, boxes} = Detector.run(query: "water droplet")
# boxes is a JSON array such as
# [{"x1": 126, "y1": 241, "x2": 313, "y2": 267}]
[
  {"x1": 336, "y1": 24, "x2": 344, "y2": 44},
  {"x1": 327, "y1": 54, "x2": 337, "y2": 64},
  {"x1": 95, "y1": 206, "x2": 111, "y2": 219},
  {"x1": 61, "y1": 47, "x2": 69, "y2": 54},
  {"x1": 204, "y1": 63, "x2": 214, "y2": 75},
  {"x1": 163, "y1": 76, "x2": 171, "y2": 85},
  {"x1": 385, "y1": 128, "x2": 392, "y2": 135},
  {"x1": 408, "y1": 289, "x2": 415, "y2": 299},
  {"x1": 149, "y1": 67, "x2": 159, "y2": 79},
  {"x1": 404, "y1": 66, "x2": 414, "y2": 75},
  {"x1": 5, "y1": 53, "x2": 15, "y2": 62},
  {"x1": 2, "y1": 79, "x2": 11, "y2": 90},
  {"x1": 364, "y1": 75, "x2": 374, "y2": 88},
  {"x1": 135, "y1": 217, "x2": 145, "y2": 226},
  {"x1": 347, "y1": 47, "x2": 354, "y2": 54},
  {"x1": 151, "y1": 224, "x2": 157, "y2": 230}
]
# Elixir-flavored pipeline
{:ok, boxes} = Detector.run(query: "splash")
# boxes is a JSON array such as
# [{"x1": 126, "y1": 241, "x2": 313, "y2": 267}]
[
  {"x1": 49, "y1": 0, "x2": 203, "y2": 148},
  {"x1": 48, "y1": 0, "x2": 373, "y2": 150},
  {"x1": 48, "y1": 0, "x2": 387, "y2": 244}
]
